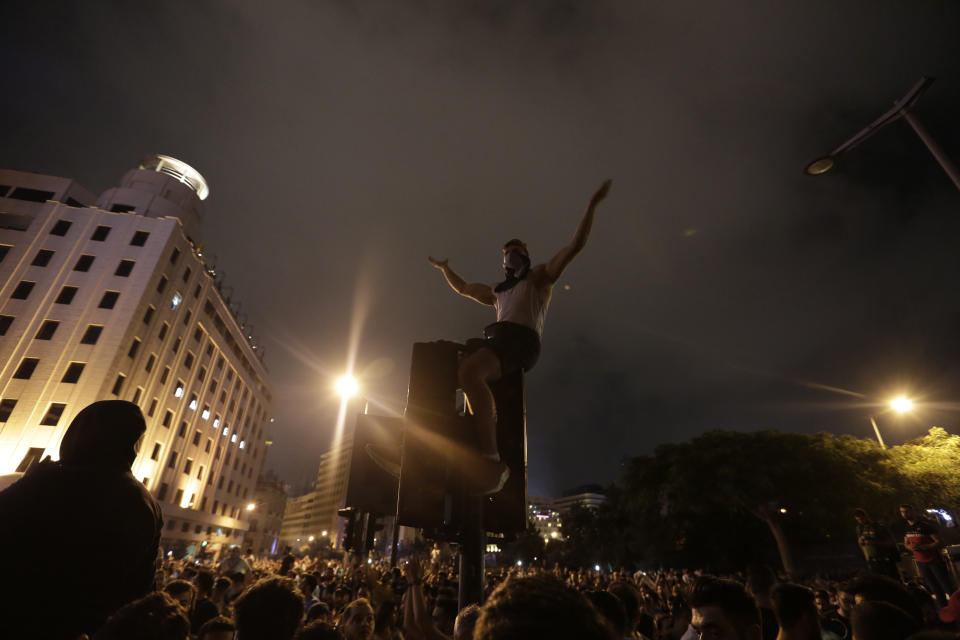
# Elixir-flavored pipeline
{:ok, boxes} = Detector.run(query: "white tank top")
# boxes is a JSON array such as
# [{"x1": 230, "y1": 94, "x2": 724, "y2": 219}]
[{"x1": 494, "y1": 278, "x2": 551, "y2": 337}]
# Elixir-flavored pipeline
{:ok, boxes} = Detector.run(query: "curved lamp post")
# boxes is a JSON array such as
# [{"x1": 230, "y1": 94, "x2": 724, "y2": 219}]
[{"x1": 805, "y1": 77, "x2": 960, "y2": 192}]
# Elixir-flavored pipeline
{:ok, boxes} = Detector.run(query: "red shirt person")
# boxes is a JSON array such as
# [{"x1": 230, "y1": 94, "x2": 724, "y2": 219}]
[{"x1": 900, "y1": 504, "x2": 954, "y2": 607}]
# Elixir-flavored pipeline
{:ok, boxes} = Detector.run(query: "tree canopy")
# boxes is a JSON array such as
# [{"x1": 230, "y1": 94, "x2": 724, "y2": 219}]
[{"x1": 549, "y1": 428, "x2": 960, "y2": 575}]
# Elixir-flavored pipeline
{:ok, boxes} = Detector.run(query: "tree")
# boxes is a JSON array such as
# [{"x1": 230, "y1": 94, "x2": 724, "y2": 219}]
[
  {"x1": 889, "y1": 427, "x2": 960, "y2": 511},
  {"x1": 500, "y1": 522, "x2": 546, "y2": 567},
  {"x1": 619, "y1": 430, "x2": 903, "y2": 576}
]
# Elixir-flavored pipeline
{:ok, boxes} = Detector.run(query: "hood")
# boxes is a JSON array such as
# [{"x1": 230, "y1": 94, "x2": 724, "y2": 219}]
[{"x1": 58, "y1": 400, "x2": 146, "y2": 471}]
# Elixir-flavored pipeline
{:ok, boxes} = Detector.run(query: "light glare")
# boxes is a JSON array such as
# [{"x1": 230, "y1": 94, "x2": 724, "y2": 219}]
[
  {"x1": 335, "y1": 375, "x2": 359, "y2": 398},
  {"x1": 891, "y1": 396, "x2": 914, "y2": 413}
]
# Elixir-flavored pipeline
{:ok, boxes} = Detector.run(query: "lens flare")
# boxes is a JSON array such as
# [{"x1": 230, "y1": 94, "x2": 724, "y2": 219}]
[
  {"x1": 335, "y1": 375, "x2": 359, "y2": 398},
  {"x1": 890, "y1": 396, "x2": 914, "y2": 413}
]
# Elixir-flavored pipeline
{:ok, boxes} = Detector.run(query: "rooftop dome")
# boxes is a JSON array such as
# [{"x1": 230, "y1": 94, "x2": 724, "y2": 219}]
[{"x1": 139, "y1": 154, "x2": 210, "y2": 200}]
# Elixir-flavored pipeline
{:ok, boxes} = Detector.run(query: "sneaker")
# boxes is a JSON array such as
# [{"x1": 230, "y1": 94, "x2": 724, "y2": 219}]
[{"x1": 365, "y1": 443, "x2": 401, "y2": 479}]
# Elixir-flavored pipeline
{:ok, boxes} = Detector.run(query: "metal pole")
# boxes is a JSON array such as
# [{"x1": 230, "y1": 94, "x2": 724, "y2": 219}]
[
  {"x1": 901, "y1": 110, "x2": 960, "y2": 193},
  {"x1": 389, "y1": 518, "x2": 401, "y2": 567},
  {"x1": 869, "y1": 416, "x2": 886, "y2": 449},
  {"x1": 458, "y1": 496, "x2": 485, "y2": 609}
]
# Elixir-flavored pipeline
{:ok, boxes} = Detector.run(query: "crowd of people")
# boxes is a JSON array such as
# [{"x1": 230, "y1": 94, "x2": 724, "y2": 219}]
[
  {"x1": 4, "y1": 400, "x2": 960, "y2": 640},
  {"x1": 17, "y1": 545, "x2": 960, "y2": 640}
]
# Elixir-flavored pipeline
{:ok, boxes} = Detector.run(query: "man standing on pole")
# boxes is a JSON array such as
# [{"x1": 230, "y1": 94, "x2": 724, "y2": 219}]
[{"x1": 428, "y1": 179, "x2": 612, "y2": 494}]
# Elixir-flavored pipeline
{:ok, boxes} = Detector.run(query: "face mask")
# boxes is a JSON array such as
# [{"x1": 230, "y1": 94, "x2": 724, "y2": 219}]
[
  {"x1": 496, "y1": 250, "x2": 531, "y2": 292},
  {"x1": 503, "y1": 250, "x2": 528, "y2": 274}
]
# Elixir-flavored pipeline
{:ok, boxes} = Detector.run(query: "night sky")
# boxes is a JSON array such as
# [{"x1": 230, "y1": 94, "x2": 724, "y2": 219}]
[{"x1": 4, "y1": 1, "x2": 960, "y2": 496}]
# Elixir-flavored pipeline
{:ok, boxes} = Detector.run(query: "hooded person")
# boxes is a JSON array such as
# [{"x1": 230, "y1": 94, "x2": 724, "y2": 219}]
[{"x1": 0, "y1": 400, "x2": 163, "y2": 640}]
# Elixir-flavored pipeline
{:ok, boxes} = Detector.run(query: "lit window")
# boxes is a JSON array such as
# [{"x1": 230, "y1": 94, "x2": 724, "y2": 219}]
[
  {"x1": 222, "y1": 427, "x2": 229, "y2": 437},
  {"x1": 213, "y1": 417, "x2": 221, "y2": 429},
  {"x1": 174, "y1": 382, "x2": 185, "y2": 398},
  {"x1": 239, "y1": 440, "x2": 245, "y2": 449},
  {"x1": 188, "y1": 395, "x2": 198, "y2": 411},
  {"x1": 201, "y1": 407, "x2": 210, "y2": 420},
  {"x1": 171, "y1": 292, "x2": 182, "y2": 310},
  {"x1": 231, "y1": 434, "x2": 237, "y2": 443}
]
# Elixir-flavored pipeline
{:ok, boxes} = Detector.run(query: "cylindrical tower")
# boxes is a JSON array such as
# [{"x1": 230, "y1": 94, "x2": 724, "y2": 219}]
[{"x1": 95, "y1": 154, "x2": 209, "y2": 247}]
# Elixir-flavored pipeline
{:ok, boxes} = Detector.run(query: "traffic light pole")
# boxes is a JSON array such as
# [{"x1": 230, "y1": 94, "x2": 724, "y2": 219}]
[{"x1": 458, "y1": 495, "x2": 485, "y2": 609}]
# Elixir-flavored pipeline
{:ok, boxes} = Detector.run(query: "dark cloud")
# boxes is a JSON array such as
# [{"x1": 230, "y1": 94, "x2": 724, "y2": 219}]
[{"x1": 3, "y1": 1, "x2": 960, "y2": 495}]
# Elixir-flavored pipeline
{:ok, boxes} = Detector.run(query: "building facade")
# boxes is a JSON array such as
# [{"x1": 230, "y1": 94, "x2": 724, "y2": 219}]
[
  {"x1": 549, "y1": 485, "x2": 608, "y2": 515},
  {"x1": 527, "y1": 500, "x2": 564, "y2": 542},
  {"x1": 278, "y1": 428, "x2": 354, "y2": 551},
  {"x1": 245, "y1": 470, "x2": 288, "y2": 556},
  {"x1": 0, "y1": 157, "x2": 273, "y2": 558}
]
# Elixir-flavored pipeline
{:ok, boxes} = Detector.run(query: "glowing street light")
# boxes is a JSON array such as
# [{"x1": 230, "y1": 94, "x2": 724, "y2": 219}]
[
  {"x1": 322, "y1": 530, "x2": 328, "y2": 536},
  {"x1": 335, "y1": 374, "x2": 359, "y2": 399},
  {"x1": 870, "y1": 395, "x2": 915, "y2": 449},
  {"x1": 308, "y1": 535, "x2": 315, "y2": 542},
  {"x1": 246, "y1": 503, "x2": 256, "y2": 511},
  {"x1": 890, "y1": 396, "x2": 914, "y2": 414}
]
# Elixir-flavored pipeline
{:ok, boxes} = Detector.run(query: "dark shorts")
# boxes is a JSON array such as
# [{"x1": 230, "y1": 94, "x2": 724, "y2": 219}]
[{"x1": 465, "y1": 321, "x2": 541, "y2": 375}]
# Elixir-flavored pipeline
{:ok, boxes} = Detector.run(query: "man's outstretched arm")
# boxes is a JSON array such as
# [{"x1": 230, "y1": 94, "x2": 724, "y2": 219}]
[
  {"x1": 543, "y1": 179, "x2": 612, "y2": 284},
  {"x1": 428, "y1": 256, "x2": 496, "y2": 306}
]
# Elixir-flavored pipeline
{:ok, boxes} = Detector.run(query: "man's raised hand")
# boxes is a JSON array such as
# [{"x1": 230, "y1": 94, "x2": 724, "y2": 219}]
[
  {"x1": 590, "y1": 179, "x2": 612, "y2": 207},
  {"x1": 428, "y1": 256, "x2": 448, "y2": 269}
]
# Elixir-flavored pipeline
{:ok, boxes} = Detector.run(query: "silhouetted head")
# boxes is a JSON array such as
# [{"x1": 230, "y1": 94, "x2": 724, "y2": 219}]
[
  {"x1": 502, "y1": 239, "x2": 531, "y2": 278},
  {"x1": 234, "y1": 576, "x2": 304, "y2": 640},
  {"x1": 899, "y1": 504, "x2": 917, "y2": 523},
  {"x1": 455, "y1": 603, "x2": 481, "y2": 640},
  {"x1": 771, "y1": 583, "x2": 820, "y2": 640},
  {"x1": 475, "y1": 574, "x2": 616, "y2": 640},
  {"x1": 59, "y1": 400, "x2": 146, "y2": 471},
  {"x1": 94, "y1": 591, "x2": 189, "y2": 640},
  {"x1": 851, "y1": 601, "x2": 919, "y2": 640},
  {"x1": 690, "y1": 576, "x2": 762, "y2": 640}
]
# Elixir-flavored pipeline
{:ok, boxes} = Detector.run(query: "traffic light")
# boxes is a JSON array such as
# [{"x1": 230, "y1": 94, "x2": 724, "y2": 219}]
[
  {"x1": 396, "y1": 340, "x2": 528, "y2": 534},
  {"x1": 344, "y1": 414, "x2": 402, "y2": 515},
  {"x1": 338, "y1": 507, "x2": 361, "y2": 553},
  {"x1": 397, "y1": 341, "x2": 461, "y2": 529},
  {"x1": 365, "y1": 514, "x2": 385, "y2": 551}
]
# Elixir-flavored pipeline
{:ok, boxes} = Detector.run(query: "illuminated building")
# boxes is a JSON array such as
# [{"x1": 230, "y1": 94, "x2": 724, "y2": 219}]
[
  {"x1": 0, "y1": 157, "x2": 273, "y2": 558},
  {"x1": 525, "y1": 485, "x2": 607, "y2": 544},
  {"x1": 279, "y1": 429, "x2": 354, "y2": 550},
  {"x1": 246, "y1": 471, "x2": 288, "y2": 556},
  {"x1": 527, "y1": 500, "x2": 564, "y2": 542},
  {"x1": 549, "y1": 484, "x2": 608, "y2": 515}
]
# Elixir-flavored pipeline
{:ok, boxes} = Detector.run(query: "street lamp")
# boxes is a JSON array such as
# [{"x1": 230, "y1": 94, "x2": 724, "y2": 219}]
[
  {"x1": 246, "y1": 502, "x2": 256, "y2": 511},
  {"x1": 805, "y1": 76, "x2": 960, "y2": 193},
  {"x1": 869, "y1": 396, "x2": 915, "y2": 448},
  {"x1": 335, "y1": 374, "x2": 359, "y2": 399},
  {"x1": 890, "y1": 396, "x2": 914, "y2": 414}
]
